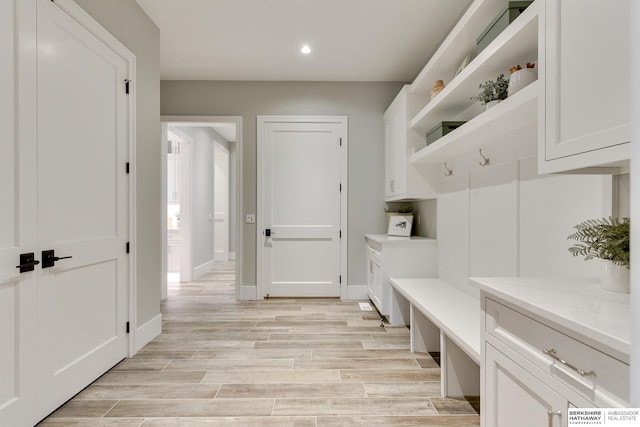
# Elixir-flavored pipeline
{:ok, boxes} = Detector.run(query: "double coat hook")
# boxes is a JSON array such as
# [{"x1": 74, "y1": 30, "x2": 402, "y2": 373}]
[{"x1": 443, "y1": 162, "x2": 453, "y2": 176}]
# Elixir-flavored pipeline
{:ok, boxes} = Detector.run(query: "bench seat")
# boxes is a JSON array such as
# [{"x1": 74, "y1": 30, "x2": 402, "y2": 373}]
[{"x1": 390, "y1": 277, "x2": 481, "y2": 397}]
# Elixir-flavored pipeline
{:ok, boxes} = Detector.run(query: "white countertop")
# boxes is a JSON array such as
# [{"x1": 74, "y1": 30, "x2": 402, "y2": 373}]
[
  {"x1": 364, "y1": 234, "x2": 436, "y2": 247},
  {"x1": 469, "y1": 277, "x2": 631, "y2": 361}
]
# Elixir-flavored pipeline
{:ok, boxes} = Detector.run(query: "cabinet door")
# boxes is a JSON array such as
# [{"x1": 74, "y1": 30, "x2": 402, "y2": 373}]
[
  {"x1": 367, "y1": 251, "x2": 382, "y2": 311},
  {"x1": 540, "y1": 0, "x2": 630, "y2": 173},
  {"x1": 167, "y1": 155, "x2": 180, "y2": 202},
  {"x1": 484, "y1": 344, "x2": 567, "y2": 427},
  {"x1": 384, "y1": 102, "x2": 400, "y2": 199}
]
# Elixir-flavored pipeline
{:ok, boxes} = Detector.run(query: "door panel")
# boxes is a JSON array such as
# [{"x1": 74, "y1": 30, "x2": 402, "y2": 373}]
[
  {"x1": 260, "y1": 119, "x2": 345, "y2": 297},
  {"x1": 36, "y1": 0, "x2": 128, "y2": 414},
  {"x1": 0, "y1": 1, "x2": 38, "y2": 425}
]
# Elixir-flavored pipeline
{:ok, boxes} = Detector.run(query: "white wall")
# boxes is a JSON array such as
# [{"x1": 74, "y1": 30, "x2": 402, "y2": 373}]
[
  {"x1": 431, "y1": 130, "x2": 610, "y2": 296},
  {"x1": 630, "y1": 0, "x2": 639, "y2": 404}
]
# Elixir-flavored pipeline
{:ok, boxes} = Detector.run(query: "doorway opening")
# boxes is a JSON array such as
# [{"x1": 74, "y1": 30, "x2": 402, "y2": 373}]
[{"x1": 160, "y1": 116, "x2": 243, "y2": 300}]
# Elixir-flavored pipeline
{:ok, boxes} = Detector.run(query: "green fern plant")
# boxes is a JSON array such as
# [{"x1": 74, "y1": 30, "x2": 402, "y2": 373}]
[{"x1": 567, "y1": 217, "x2": 630, "y2": 268}]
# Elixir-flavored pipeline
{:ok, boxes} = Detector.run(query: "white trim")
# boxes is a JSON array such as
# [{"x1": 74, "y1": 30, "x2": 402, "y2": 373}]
[
  {"x1": 134, "y1": 314, "x2": 162, "y2": 353},
  {"x1": 346, "y1": 284, "x2": 368, "y2": 301},
  {"x1": 229, "y1": 252, "x2": 236, "y2": 260},
  {"x1": 256, "y1": 115, "x2": 348, "y2": 300},
  {"x1": 192, "y1": 260, "x2": 213, "y2": 280},
  {"x1": 161, "y1": 116, "x2": 244, "y2": 299},
  {"x1": 53, "y1": 0, "x2": 138, "y2": 358},
  {"x1": 160, "y1": 123, "x2": 168, "y2": 301},
  {"x1": 241, "y1": 285, "x2": 257, "y2": 300}
]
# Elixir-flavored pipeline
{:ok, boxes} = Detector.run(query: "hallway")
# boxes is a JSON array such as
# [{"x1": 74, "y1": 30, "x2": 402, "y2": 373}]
[{"x1": 39, "y1": 262, "x2": 480, "y2": 426}]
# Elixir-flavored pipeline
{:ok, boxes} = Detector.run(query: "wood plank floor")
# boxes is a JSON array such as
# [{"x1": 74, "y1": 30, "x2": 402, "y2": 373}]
[{"x1": 39, "y1": 262, "x2": 480, "y2": 426}]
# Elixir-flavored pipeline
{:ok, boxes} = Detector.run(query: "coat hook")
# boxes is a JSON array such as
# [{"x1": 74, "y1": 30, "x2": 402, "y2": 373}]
[
  {"x1": 479, "y1": 148, "x2": 490, "y2": 166},
  {"x1": 444, "y1": 162, "x2": 453, "y2": 176}
]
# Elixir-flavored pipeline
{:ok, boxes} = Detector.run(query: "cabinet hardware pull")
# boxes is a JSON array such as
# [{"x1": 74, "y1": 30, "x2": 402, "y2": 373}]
[
  {"x1": 443, "y1": 162, "x2": 453, "y2": 176},
  {"x1": 548, "y1": 410, "x2": 561, "y2": 427},
  {"x1": 543, "y1": 348, "x2": 596, "y2": 377}
]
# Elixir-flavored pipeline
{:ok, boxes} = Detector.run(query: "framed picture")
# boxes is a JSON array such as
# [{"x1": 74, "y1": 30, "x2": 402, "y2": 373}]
[
  {"x1": 453, "y1": 54, "x2": 470, "y2": 79},
  {"x1": 387, "y1": 214, "x2": 413, "y2": 237}
]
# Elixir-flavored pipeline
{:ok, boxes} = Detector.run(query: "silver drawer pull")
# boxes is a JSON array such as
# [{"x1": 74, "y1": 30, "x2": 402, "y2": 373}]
[
  {"x1": 543, "y1": 348, "x2": 597, "y2": 378},
  {"x1": 548, "y1": 410, "x2": 561, "y2": 427}
]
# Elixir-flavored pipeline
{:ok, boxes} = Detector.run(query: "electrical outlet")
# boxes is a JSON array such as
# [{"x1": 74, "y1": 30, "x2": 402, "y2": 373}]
[{"x1": 245, "y1": 214, "x2": 256, "y2": 224}]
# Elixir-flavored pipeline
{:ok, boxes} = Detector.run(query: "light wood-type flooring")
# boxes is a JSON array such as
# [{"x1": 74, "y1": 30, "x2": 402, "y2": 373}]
[{"x1": 39, "y1": 262, "x2": 480, "y2": 426}]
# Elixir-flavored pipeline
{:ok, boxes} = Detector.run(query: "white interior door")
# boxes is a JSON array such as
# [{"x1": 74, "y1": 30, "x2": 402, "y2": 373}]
[
  {"x1": 258, "y1": 117, "x2": 347, "y2": 298},
  {"x1": 36, "y1": 0, "x2": 130, "y2": 414},
  {"x1": 214, "y1": 141, "x2": 230, "y2": 261},
  {"x1": 0, "y1": 1, "x2": 38, "y2": 425}
]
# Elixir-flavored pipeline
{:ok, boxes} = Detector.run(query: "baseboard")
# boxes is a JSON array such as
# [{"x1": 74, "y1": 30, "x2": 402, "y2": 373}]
[
  {"x1": 229, "y1": 252, "x2": 236, "y2": 260},
  {"x1": 346, "y1": 284, "x2": 368, "y2": 300},
  {"x1": 241, "y1": 285, "x2": 257, "y2": 300},
  {"x1": 192, "y1": 260, "x2": 213, "y2": 279},
  {"x1": 134, "y1": 313, "x2": 162, "y2": 353}
]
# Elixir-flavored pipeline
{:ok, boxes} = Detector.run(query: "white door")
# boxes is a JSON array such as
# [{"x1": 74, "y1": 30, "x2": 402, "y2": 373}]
[
  {"x1": 257, "y1": 116, "x2": 347, "y2": 298},
  {"x1": 0, "y1": 1, "x2": 38, "y2": 425},
  {"x1": 36, "y1": 0, "x2": 130, "y2": 415},
  {"x1": 214, "y1": 141, "x2": 230, "y2": 261}
]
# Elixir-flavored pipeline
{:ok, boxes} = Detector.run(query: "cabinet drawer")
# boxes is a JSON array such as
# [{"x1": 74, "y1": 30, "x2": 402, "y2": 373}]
[
  {"x1": 485, "y1": 298, "x2": 629, "y2": 406},
  {"x1": 366, "y1": 246, "x2": 381, "y2": 262}
]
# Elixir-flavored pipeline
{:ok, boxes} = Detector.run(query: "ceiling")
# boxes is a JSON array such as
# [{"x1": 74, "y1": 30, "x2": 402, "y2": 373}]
[{"x1": 136, "y1": 0, "x2": 472, "y2": 82}]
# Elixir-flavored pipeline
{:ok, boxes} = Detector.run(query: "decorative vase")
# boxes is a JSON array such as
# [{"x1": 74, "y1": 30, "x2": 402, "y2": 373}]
[
  {"x1": 431, "y1": 80, "x2": 445, "y2": 100},
  {"x1": 485, "y1": 100, "x2": 502, "y2": 110},
  {"x1": 601, "y1": 261, "x2": 630, "y2": 293},
  {"x1": 508, "y1": 68, "x2": 537, "y2": 96}
]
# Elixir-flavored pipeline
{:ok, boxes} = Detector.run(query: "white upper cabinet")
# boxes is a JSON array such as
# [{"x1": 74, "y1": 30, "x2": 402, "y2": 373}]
[
  {"x1": 384, "y1": 86, "x2": 435, "y2": 201},
  {"x1": 539, "y1": 0, "x2": 630, "y2": 173}
]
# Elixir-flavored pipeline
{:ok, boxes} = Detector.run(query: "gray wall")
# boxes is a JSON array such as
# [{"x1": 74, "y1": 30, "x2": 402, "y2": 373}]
[
  {"x1": 161, "y1": 81, "x2": 402, "y2": 291},
  {"x1": 77, "y1": 0, "x2": 161, "y2": 325},
  {"x1": 178, "y1": 126, "x2": 215, "y2": 270}
]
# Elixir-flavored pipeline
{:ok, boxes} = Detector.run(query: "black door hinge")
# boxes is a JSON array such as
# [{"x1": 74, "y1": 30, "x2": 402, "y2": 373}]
[
  {"x1": 126, "y1": 242, "x2": 130, "y2": 254},
  {"x1": 339, "y1": 230, "x2": 342, "y2": 239},
  {"x1": 124, "y1": 79, "x2": 130, "y2": 94},
  {"x1": 126, "y1": 321, "x2": 130, "y2": 334},
  {"x1": 339, "y1": 183, "x2": 342, "y2": 192},
  {"x1": 339, "y1": 137, "x2": 342, "y2": 147},
  {"x1": 126, "y1": 162, "x2": 130, "y2": 174},
  {"x1": 339, "y1": 275, "x2": 342, "y2": 284}
]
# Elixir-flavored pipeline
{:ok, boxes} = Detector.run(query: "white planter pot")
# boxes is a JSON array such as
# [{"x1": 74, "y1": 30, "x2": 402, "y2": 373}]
[
  {"x1": 601, "y1": 261, "x2": 630, "y2": 293},
  {"x1": 508, "y1": 68, "x2": 537, "y2": 96}
]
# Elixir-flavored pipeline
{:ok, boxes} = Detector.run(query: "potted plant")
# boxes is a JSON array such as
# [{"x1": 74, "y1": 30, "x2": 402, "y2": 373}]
[
  {"x1": 471, "y1": 73, "x2": 509, "y2": 109},
  {"x1": 567, "y1": 217, "x2": 630, "y2": 292}
]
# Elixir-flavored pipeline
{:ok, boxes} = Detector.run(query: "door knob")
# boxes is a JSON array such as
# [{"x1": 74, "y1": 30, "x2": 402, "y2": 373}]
[
  {"x1": 16, "y1": 253, "x2": 40, "y2": 273},
  {"x1": 42, "y1": 250, "x2": 73, "y2": 268}
]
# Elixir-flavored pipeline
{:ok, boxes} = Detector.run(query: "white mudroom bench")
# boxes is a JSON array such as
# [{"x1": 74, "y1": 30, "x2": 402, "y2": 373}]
[{"x1": 390, "y1": 278, "x2": 480, "y2": 398}]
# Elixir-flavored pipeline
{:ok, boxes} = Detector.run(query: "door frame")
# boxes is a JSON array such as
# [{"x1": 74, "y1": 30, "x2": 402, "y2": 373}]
[
  {"x1": 161, "y1": 115, "x2": 244, "y2": 299},
  {"x1": 256, "y1": 115, "x2": 348, "y2": 300},
  {"x1": 51, "y1": 0, "x2": 137, "y2": 357},
  {"x1": 213, "y1": 140, "x2": 230, "y2": 262}
]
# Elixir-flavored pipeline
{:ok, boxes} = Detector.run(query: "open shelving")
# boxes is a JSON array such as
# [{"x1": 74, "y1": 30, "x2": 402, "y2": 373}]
[
  {"x1": 411, "y1": 80, "x2": 538, "y2": 166},
  {"x1": 409, "y1": 1, "x2": 539, "y2": 134}
]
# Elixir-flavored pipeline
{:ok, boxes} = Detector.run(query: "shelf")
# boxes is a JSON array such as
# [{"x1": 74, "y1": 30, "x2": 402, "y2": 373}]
[
  {"x1": 411, "y1": 80, "x2": 538, "y2": 166},
  {"x1": 409, "y1": 1, "x2": 539, "y2": 134},
  {"x1": 412, "y1": 0, "x2": 507, "y2": 95}
]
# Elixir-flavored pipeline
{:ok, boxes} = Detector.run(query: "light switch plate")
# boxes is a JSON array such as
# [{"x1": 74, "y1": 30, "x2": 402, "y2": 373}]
[{"x1": 245, "y1": 214, "x2": 255, "y2": 224}]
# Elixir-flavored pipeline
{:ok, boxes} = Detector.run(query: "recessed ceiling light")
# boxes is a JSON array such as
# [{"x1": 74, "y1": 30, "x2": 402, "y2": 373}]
[{"x1": 300, "y1": 45, "x2": 311, "y2": 54}]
